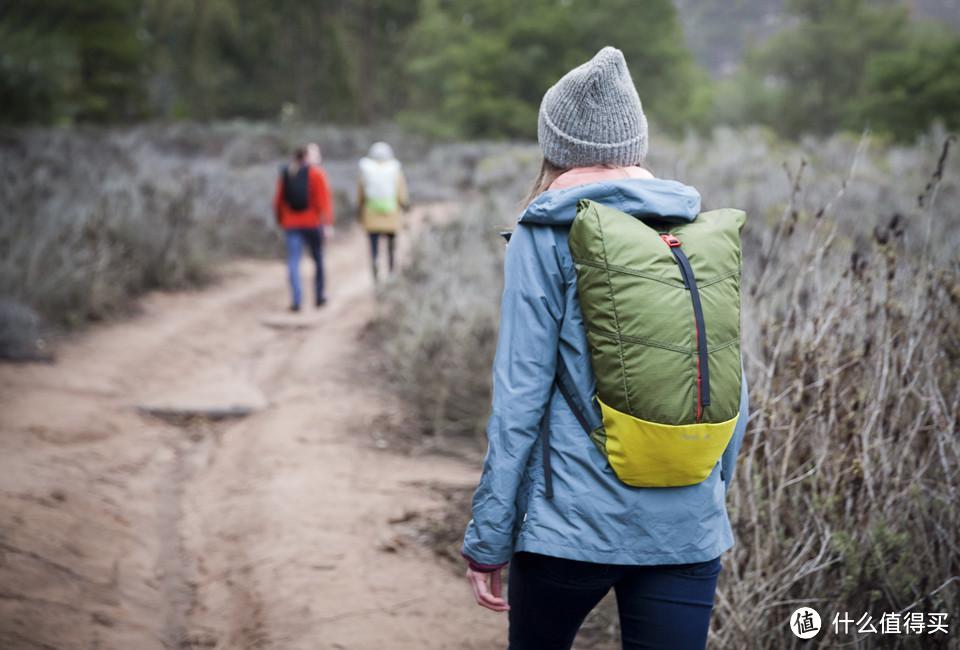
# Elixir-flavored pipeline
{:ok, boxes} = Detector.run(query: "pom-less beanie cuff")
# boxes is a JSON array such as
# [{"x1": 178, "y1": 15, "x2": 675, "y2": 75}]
[{"x1": 537, "y1": 46, "x2": 649, "y2": 168}]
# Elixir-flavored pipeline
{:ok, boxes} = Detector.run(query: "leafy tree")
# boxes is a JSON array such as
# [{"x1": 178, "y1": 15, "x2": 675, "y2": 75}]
[
  {"x1": 0, "y1": 21, "x2": 77, "y2": 124},
  {"x1": 69, "y1": 0, "x2": 146, "y2": 121},
  {"x1": 142, "y1": 0, "x2": 241, "y2": 119},
  {"x1": 718, "y1": 0, "x2": 960, "y2": 140},
  {"x1": 0, "y1": 0, "x2": 711, "y2": 134},
  {"x1": 218, "y1": 0, "x2": 359, "y2": 121},
  {"x1": 147, "y1": 0, "x2": 420, "y2": 123},
  {"x1": 400, "y1": 0, "x2": 710, "y2": 139},
  {"x1": 749, "y1": 0, "x2": 908, "y2": 136},
  {"x1": 857, "y1": 23, "x2": 960, "y2": 140},
  {"x1": 2, "y1": 0, "x2": 421, "y2": 124},
  {"x1": 1, "y1": 0, "x2": 146, "y2": 123}
]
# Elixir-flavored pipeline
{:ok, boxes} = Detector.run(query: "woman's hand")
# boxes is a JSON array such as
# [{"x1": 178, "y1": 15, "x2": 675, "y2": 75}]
[{"x1": 466, "y1": 567, "x2": 510, "y2": 612}]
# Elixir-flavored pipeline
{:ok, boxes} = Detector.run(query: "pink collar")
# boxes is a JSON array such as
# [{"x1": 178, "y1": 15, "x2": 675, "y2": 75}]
[{"x1": 549, "y1": 165, "x2": 654, "y2": 191}]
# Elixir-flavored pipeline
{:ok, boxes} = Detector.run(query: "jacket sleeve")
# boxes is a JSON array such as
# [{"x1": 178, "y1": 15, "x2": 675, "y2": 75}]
[
  {"x1": 396, "y1": 168, "x2": 409, "y2": 209},
  {"x1": 720, "y1": 365, "x2": 749, "y2": 487},
  {"x1": 312, "y1": 167, "x2": 334, "y2": 226},
  {"x1": 461, "y1": 224, "x2": 565, "y2": 567}
]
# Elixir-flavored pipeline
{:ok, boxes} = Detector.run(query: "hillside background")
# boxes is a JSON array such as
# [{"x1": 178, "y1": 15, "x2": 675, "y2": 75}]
[
  {"x1": 675, "y1": 0, "x2": 960, "y2": 76},
  {"x1": 3, "y1": 0, "x2": 960, "y2": 140}
]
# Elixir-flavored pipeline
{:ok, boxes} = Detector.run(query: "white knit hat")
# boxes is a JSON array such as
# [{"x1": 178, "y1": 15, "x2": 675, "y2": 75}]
[{"x1": 369, "y1": 141, "x2": 395, "y2": 161}]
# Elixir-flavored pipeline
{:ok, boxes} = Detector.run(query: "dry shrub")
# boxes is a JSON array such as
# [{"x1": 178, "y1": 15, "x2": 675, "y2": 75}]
[
  {"x1": 717, "y1": 135, "x2": 959, "y2": 648},
  {"x1": 378, "y1": 129, "x2": 960, "y2": 647},
  {"x1": 0, "y1": 126, "x2": 283, "y2": 357},
  {"x1": 371, "y1": 145, "x2": 543, "y2": 446},
  {"x1": 372, "y1": 200, "x2": 506, "y2": 443}
]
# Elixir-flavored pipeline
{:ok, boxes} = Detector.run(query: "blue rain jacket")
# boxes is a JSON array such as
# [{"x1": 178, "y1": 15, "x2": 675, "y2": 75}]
[{"x1": 462, "y1": 178, "x2": 749, "y2": 567}]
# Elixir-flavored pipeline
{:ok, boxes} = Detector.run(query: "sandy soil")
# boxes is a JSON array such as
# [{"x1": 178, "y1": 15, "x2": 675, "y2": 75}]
[{"x1": 0, "y1": 209, "x2": 507, "y2": 649}]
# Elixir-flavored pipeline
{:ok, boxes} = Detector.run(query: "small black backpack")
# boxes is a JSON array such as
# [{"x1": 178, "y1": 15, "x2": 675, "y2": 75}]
[{"x1": 282, "y1": 165, "x2": 310, "y2": 211}]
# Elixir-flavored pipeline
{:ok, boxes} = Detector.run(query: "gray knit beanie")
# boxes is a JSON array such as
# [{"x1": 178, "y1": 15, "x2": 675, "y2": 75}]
[{"x1": 538, "y1": 46, "x2": 648, "y2": 168}]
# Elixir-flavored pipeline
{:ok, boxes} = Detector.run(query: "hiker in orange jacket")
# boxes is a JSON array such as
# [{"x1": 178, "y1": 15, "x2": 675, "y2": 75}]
[{"x1": 273, "y1": 144, "x2": 335, "y2": 311}]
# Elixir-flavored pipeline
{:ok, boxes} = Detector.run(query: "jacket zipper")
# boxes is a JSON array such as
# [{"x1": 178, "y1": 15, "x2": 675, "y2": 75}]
[{"x1": 660, "y1": 234, "x2": 711, "y2": 421}]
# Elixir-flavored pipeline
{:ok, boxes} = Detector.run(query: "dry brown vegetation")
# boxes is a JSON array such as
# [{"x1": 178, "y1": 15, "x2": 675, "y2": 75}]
[
  {"x1": 376, "y1": 128, "x2": 960, "y2": 648},
  {"x1": 0, "y1": 123, "x2": 500, "y2": 360},
  {"x1": 0, "y1": 125, "x2": 281, "y2": 359}
]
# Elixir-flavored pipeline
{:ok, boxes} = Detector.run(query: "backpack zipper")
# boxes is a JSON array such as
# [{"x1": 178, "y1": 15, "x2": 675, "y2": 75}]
[{"x1": 660, "y1": 234, "x2": 711, "y2": 421}]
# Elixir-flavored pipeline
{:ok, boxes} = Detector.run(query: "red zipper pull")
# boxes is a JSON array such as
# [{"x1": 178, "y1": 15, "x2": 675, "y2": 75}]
[{"x1": 660, "y1": 233, "x2": 682, "y2": 247}]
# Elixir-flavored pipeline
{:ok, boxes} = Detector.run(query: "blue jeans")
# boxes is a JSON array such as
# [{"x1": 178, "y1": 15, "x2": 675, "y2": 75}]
[
  {"x1": 284, "y1": 228, "x2": 324, "y2": 307},
  {"x1": 508, "y1": 552, "x2": 721, "y2": 650}
]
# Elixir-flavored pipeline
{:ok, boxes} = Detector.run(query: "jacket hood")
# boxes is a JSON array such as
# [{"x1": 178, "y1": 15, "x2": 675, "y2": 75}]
[{"x1": 518, "y1": 178, "x2": 701, "y2": 226}]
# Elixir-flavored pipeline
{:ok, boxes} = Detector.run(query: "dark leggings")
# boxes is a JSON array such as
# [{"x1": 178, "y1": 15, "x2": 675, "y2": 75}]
[
  {"x1": 369, "y1": 232, "x2": 396, "y2": 275},
  {"x1": 508, "y1": 552, "x2": 721, "y2": 650}
]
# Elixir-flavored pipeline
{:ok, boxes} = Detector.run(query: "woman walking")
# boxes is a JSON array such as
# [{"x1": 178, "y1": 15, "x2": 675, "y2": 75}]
[
  {"x1": 357, "y1": 142, "x2": 409, "y2": 281},
  {"x1": 461, "y1": 47, "x2": 749, "y2": 650}
]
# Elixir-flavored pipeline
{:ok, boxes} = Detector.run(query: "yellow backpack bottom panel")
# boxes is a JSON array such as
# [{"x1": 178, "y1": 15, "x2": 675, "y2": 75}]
[{"x1": 598, "y1": 398, "x2": 738, "y2": 488}]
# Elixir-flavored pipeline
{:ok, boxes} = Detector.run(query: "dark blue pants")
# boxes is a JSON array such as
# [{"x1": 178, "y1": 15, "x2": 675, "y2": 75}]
[
  {"x1": 368, "y1": 232, "x2": 396, "y2": 277},
  {"x1": 285, "y1": 227, "x2": 324, "y2": 307},
  {"x1": 508, "y1": 552, "x2": 721, "y2": 650}
]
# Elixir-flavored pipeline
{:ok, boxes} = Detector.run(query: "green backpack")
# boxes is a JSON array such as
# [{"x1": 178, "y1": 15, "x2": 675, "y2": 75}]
[{"x1": 551, "y1": 199, "x2": 745, "y2": 490}]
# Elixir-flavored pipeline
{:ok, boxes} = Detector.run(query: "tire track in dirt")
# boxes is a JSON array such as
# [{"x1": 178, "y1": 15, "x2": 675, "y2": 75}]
[{"x1": 0, "y1": 207, "x2": 506, "y2": 649}]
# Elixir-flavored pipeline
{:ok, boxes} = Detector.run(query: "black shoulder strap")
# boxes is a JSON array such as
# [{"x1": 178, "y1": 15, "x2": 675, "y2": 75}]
[
  {"x1": 540, "y1": 356, "x2": 599, "y2": 499},
  {"x1": 533, "y1": 231, "x2": 599, "y2": 499},
  {"x1": 555, "y1": 357, "x2": 596, "y2": 435}
]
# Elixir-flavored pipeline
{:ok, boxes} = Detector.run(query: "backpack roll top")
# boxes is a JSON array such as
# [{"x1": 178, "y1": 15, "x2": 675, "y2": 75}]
[{"x1": 569, "y1": 199, "x2": 746, "y2": 488}]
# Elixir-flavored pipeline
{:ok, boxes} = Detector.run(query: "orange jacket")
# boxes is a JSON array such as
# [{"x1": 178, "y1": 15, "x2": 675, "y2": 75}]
[{"x1": 273, "y1": 164, "x2": 335, "y2": 229}]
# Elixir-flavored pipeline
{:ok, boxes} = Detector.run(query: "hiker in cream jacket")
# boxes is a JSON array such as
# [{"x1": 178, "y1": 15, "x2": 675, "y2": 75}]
[{"x1": 357, "y1": 142, "x2": 409, "y2": 280}]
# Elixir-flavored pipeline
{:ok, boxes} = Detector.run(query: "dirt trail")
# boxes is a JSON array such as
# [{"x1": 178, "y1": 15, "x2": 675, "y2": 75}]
[{"x1": 0, "y1": 209, "x2": 506, "y2": 649}]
